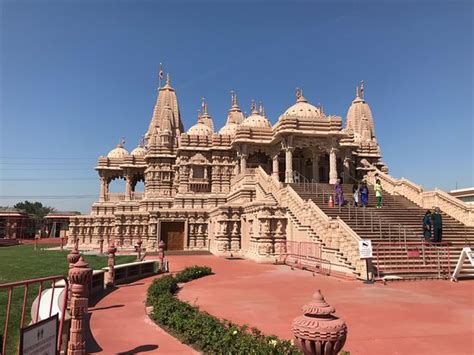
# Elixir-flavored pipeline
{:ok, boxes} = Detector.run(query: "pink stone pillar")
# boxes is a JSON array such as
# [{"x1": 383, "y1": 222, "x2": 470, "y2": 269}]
[
  {"x1": 329, "y1": 148, "x2": 338, "y2": 184},
  {"x1": 158, "y1": 240, "x2": 166, "y2": 272},
  {"x1": 67, "y1": 243, "x2": 81, "y2": 308},
  {"x1": 137, "y1": 240, "x2": 143, "y2": 261},
  {"x1": 99, "y1": 236, "x2": 104, "y2": 255},
  {"x1": 67, "y1": 256, "x2": 92, "y2": 355},
  {"x1": 106, "y1": 243, "x2": 117, "y2": 287},
  {"x1": 292, "y1": 290, "x2": 347, "y2": 355}
]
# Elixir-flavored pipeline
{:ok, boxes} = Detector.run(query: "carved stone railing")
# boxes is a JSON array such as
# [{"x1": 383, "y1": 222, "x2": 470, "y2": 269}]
[
  {"x1": 255, "y1": 167, "x2": 366, "y2": 276},
  {"x1": 366, "y1": 167, "x2": 474, "y2": 226}
]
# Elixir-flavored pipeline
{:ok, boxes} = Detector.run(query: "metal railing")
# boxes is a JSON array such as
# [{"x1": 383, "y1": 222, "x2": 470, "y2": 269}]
[
  {"x1": 374, "y1": 242, "x2": 452, "y2": 279},
  {"x1": 279, "y1": 241, "x2": 331, "y2": 275},
  {"x1": 1, "y1": 275, "x2": 69, "y2": 355}
]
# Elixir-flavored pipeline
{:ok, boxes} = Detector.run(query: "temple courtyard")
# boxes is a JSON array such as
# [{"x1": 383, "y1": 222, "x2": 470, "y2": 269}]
[{"x1": 87, "y1": 255, "x2": 474, "y2": 355}]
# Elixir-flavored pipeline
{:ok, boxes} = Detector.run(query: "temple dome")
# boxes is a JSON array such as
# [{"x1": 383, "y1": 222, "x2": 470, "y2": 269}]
[
  {"x1": 130, "y1": 146, "x2": 146, "y2": 157},
  {"x1": 219, "y1": 122, "x2": 238, "y2": 136},
  {"x1": 187, "y1": 122, "x2": 213, "y2": 137},
  {"x1": 283, "y1": 92, "x2": 321, "y2": 119},
  {"x1": 241, "y1": 110, "x2": 271, "y2": 128},
  {"x1": 107, "y1": 143, "x2": 129, "y2": 159}
]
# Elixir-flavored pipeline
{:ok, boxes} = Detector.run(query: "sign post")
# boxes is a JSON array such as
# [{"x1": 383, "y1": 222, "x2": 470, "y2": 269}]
[
  {"x1": 359, "y1": 240, "x2": 374, "y2": 284},
  {"x1": 19, "y1": 314, "x2": 58, "y2": 355},
  {"x1": 451, "y1": 247, "x2": 474, "y2": 282}
]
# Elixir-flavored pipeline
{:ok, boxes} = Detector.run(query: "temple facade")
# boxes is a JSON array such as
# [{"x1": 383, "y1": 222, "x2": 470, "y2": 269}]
[{"x1": 68, "y1": 74, "x2": 387, "y2": 262}]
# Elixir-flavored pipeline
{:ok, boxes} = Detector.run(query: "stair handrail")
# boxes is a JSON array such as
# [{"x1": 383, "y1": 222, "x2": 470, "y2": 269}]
[
  {"x1": 364, "y1": 164, "x2": 474, "y2": 226},
  {"x1": 256, "y1": 167, "x2": 367, "y2": 276}
]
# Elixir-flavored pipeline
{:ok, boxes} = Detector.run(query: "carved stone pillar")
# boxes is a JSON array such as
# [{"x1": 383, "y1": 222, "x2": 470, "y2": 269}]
[
  {"x1": 99, "y1": 177, "x2": 107, "y2": 202},
  {"x1": 67, "y1": 244, "x2": 80, "y2": 309},
  {"x1": 105, "y1": 243, "x2": 117, "y2": 287},
  {"x1": 240, "y1": 154, "x2": 247, "y2": 172},
  {"x1": 312, "y1": 154, "x2": 319, "y2": 182},
  {"x1": 285, "y1": 147, "x2": 294, "y2": 183},
  {"x1": 234, "y1": 160, "x2": 240, "y2": 176},
  {"x1": 67, "y1": 256, "x2": 92, "y2": 355},
  {"x1": 125, "y1": 175, "x2": 132, "y2": 201},
  {"x1": 272, "y1": 152, "x2": 279, "y2": 179},
  {"x1": 292, "y1": 290, "x2": 347, "y2": 355},
  {"x1": 343, "y1": 157, "x2": 351, "y2": 183},
  {"x1": 329, "y1": 148, "x2": 338, "y2": 184},
  {"x1": 158, "y1": 240, "x2": 166, "y2": 272}
]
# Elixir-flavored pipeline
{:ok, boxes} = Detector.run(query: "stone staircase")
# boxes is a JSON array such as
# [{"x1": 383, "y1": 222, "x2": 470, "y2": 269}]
[{"x1": 291, "y1": 183, "x2": 474, "y2": 279}]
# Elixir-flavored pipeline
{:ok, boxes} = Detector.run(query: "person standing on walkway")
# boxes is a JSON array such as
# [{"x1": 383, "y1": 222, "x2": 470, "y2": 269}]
[
  {"x1": 352, "y1": 182, "x2": 360, "y2": 207},
  {"x1": 422, "y1": 210, "x2": 432, "y2": 242},
  {"x1": 360, "y1": 182, "x2": 369, "y2": 208},
  {"x1": 334, "y1": 179, "x2": 345, "y2": 206},
  {"x1": 374, "y1": 179, "x2": 383, "y2": 208},
  {"x1": 431, "y1": 207, "x2": 443, "y2": 243}
]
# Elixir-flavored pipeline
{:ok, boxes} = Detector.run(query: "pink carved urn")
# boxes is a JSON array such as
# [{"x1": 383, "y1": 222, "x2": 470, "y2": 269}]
[{"x1": 291, "y1": 290, "x2": 347, "y2": 355}]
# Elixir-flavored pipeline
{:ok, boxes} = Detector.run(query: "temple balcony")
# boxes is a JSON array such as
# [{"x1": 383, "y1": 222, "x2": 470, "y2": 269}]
[{"x1": 107, "y1": 192, "x2": 144, "y2": 202}]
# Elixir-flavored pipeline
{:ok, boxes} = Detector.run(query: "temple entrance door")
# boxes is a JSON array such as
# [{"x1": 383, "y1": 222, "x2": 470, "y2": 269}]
[{"x1": 160, "y1": 222, "x2": 185, "y2": 251}]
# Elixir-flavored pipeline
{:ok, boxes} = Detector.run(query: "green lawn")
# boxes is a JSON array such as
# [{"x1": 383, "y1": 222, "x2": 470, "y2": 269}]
[{"x1": 0, "y1": 244, "x2": 136, "y2": 354}]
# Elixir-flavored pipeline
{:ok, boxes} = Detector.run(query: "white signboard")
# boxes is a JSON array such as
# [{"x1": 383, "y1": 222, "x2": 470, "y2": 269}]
[
  {"x1": 451, "y1": 247, "x2": 474, "y2": 281},
  {"x1": 359, "y1": 240, "x2": 373, "y2": 259},
  {"x1": 20, "y1": 314, "x2": 58, "y2": 355}
]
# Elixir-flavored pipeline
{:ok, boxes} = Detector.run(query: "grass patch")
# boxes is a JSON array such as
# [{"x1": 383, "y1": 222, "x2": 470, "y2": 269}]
[
  {"x1": 147, "y1": 266, "x2": 301, "y2": 354},
  {"x1": 0, "y1": 244, "x2": 136, "y2": 354}
]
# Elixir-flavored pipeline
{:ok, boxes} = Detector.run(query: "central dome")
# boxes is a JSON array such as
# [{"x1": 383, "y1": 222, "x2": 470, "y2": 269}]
[
  {"x1": 241, "y1": 110, "x2": 271, "y2": 129},
  {"x1": 187, "y1": 122, "x2": 213, "y2": 137},
  {"x1": 283, "y1": 90, "x2": 321, "y2": 119},
  {"x1": 219, "y1": 122, "x2": 238, "y2": 136}
]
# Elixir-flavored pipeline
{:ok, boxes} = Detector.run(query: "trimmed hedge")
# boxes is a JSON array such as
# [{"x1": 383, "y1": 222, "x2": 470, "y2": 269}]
[
  {"x1": 174, "y1": 265, "x2": 212, "y2": 283},
  {"x1": 147, "y1": 266, "x2": 301, "y2": 354}
]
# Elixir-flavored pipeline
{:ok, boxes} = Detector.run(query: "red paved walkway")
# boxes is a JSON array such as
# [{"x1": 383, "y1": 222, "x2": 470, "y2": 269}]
[
  {"x1": 167, "y1": 255, "x2": 474, "y2": 355},
  {"x1": 88, "y1": 255, "x2": 473, "y2": 354},
  {"x1": 87, "y1": 276, "x2": 198, "y2": 354}
]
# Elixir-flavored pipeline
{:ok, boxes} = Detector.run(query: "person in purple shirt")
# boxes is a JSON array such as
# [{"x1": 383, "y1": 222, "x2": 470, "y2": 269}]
[
  {"x1": 334, "y1": 179, "x2": 344, "y2": 206},
  {"x1": 360, "y1": 182, "x2": 369, "y2": 208}
]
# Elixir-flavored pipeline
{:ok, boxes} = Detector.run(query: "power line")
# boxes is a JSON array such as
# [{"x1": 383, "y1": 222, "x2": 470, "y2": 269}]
[
  {"x1": 0, "y1": 178, "x2": 97, "y2": 181},
  {"x1": 0, "y1": 195, "x2": 96, "y2": 199},
  {"x1": 0, "y1": 157, "x2": 94, "y2": 160}
]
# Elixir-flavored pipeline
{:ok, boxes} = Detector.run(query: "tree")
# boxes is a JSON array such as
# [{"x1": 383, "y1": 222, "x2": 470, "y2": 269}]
[
  {"x1": 13, "y1": 201, "x2": 57, "y2": 235},
  {"x1": 13, "y1": 201, "x2": 56, "y2": 219}
]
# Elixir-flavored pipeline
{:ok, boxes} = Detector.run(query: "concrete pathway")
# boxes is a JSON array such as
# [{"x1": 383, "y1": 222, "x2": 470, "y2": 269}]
[{"x1": 87, "y1": 276, "x2": 198, "y2": 354}]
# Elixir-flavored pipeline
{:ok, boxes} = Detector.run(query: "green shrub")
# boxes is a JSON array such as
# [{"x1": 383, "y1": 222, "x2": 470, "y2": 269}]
[
  {"x1": 175, "y1": 265, "x2": 212, "y2": 283},
  {"x1": 147, "y1": 265, "x2": 301, "y2": 354},
  {"x1": 147, "y1": 275, "x2": 178, "y2": 304}
]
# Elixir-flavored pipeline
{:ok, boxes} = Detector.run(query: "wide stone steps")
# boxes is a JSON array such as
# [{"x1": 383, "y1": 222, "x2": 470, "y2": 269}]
[{"x1": 290, "y1": 183, "x2": 474, "y2": 279}]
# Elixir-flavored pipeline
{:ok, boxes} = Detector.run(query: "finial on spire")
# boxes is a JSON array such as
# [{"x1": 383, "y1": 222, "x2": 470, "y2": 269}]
[
  {"x1": 296, "y1": 87, "x2": 303, "y2": 100},
  {"x1": 165, "y1": 73, "x2": 171, "y2": 87},
  {"x1": 258, "y1": 101, "x2": 263, "y2": 114},
  {"x1": 250, "y1": 99, "x2": 257, "y2": 113},
  {"x1": 118, "y1": 137, "x2": 125, "y2": 148},
  {"x1": 230, "y1": 90, "x2": 238, "y2": 107},
  {"x1": 158, "y1": 63, "x2": 164, "y2": 89},
  {"x1": 200, "y1": 97, "x2": 207, "y2": 114}
]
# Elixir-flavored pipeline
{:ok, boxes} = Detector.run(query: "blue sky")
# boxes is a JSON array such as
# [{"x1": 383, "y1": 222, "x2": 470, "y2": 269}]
[{"x1": 1, "y1": 0, "x2": 472, "y2": 213}]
